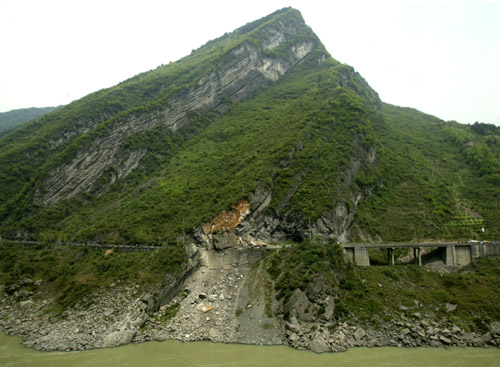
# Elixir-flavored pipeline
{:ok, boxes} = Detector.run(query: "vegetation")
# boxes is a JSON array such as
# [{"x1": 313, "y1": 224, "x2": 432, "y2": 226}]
[
  {"x1": 154, "y1": 303, "x2": 181, "y2": 322},
  {"x1": 0, "y1": 106, "x2": 62, "y2": 134},
  {"x1": 0, "y1": 8, "x2": 498, "y2": 347},
  {"x1": 264, "y1": 242, "x2": 500, "y2": 332},
  {"x1": 0, "y1": 7, "x2": 498, "y2": 246},
  {"x1": 354, "y1": 106, "x2": 500, "y2": 241},
  {"x1": 337, "y1": 258, "x2": 500, "y2": 331},
  {"x1": 266, "y1": 241, "x2": 346, "y2": 302},
  {"x1": 0, "y1": 242, "x2": 186, "y2": 313}
]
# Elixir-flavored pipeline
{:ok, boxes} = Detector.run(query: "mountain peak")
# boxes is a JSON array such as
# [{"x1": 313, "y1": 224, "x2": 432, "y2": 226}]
[
  {"x1": 0, "y1": 9, "x2": 498, "y2": 244},
  {"x1": 188, "y1": 6, "x2": 325, "y2": 70},
  {"x1": 236, "y1": 7, "x2": 303, "y2": 33},
  {"x1": 10, "y1": 8, "x2": 327, "y2": 208}
]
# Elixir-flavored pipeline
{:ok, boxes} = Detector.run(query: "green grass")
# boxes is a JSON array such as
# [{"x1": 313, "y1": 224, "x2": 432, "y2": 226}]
[
  {"x1": 4, "y1": 55, "x2": 377, "y2": 243},
  {"x1": 260, "y1": 322, "x2": 274, "y2": 329},
  {"x1": 354, "y1": 106, "x2": 500, "y2": 241},
  {"x1": 338, "y1": 258, "x2": 500, "y2": 330},
  {"x1": 264, "y1": 242, "x2": 500, "y2": 332},
  {"x1": 0, "y1": 7, "x2": 498, "y2": 245},
  {"x1": 266, "y1": 241, "x2": 346, "y2": 303},
  {"x1": 155, "y1": 303, "x2": 181, "y2": 322},
  {"x1": 0, "y1": 243, "x2": 186, "y2": 313}
]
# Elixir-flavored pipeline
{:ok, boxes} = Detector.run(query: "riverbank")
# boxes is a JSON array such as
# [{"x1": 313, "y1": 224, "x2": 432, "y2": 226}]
[
  {"x1": 1, "y1": 247, "x2": 500, "y2": 353},
  {"x1": 2, "y1": 242, "x2": 500, "y2": 353},
  {"x1": 1, "y1": 287, "x2": 498, "y2": 353}
]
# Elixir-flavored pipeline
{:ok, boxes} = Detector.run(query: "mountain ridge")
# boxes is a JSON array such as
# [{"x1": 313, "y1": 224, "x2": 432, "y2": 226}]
[
  {"x1": 0, "y1": 7, "x2": 498, "y2": 244},
  {"x1": 1, "y1": 8, "x2": 500, "y2": 354},
  {"x1": 0, "y1": 106, "x2": 62, "y2": 134}
]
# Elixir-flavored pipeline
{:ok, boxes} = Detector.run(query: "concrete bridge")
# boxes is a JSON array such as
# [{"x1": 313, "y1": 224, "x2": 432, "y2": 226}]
[{"x1": 342, "y1": 242, "x2": 500, "y2": 268}]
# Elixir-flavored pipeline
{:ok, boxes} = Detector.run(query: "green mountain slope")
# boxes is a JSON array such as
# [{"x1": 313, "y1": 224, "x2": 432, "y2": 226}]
[
  {"x1": 0, "y1": 106, "x2": 61, "y2": 134},
  {"x1": 356, "y1": 106, "x2": 500, "y2": 241},
  {"x1": 0, "y1": 7, "x2": 498, "y2": 244}
]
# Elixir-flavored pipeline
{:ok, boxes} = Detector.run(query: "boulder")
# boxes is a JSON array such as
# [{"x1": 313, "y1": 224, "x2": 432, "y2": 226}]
[
  {"x1": 20, "y1": 278, "x2": 33, "y2": 286},
  {"x1": 198, "y1": 303, "x2": 213, "y2": 313},
  {"x1": 306, "y1": 275, "x2": 335, "y2": 299},
  {"x1": 286, "y1": 321, "x2": 301, "y2": 334},
  {"x1": 102, "y1": 329, "x2": 137, "y2": 348},
  {"x1": 445, "y1": 303, "x2": 457, "y2": 313},
  {"x1": 309, "y1": 332, "x2": 330, "y2": 353},
  {"x1": 490, "y1": 322, "x2": 500, "y2": 335},
  {"x1": 337, "y1": 331, "x2": 346, "y2": 345},
  {"x1": 399, "y1": 328, "x2": 410, "y2": 339},
  {"x1": 439, "y1": 335, "x2": 452, "y2": 345},
  {"x1": 481, "y1": 332, "x2": 493, "y2": 344},
  {"x1": 286, "y1": 289, "x2": 313, "y2": 322},
  {"x1": 323, "y1": 297, "x2": 335, "y2": 321},
  {"x1": 142, "y1": 294, "x2": 156, "y2": 313},
  {"x1": 129, "y1": 312, "x2": 148, "y2": 329},
  {"x1": 19, "y1": 300, "x2": 34, "y2": 308},
  {"x1": 354, "y1": 328, "x2": 366, "y2": 341},
  {"x1": 213, "y1": 232, "x2": 239, "y2": 250}
]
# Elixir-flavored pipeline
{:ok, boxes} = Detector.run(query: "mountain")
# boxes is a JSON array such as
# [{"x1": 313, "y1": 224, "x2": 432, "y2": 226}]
[
  {"x1": 0, "y1": 106, "x2": 62, "y2": 134},
  {"x1": 1, "y1": 8, "x2": 500, "y2": 353},
  {"x1": 0, "y1": 7, "x2": 499, "y2": 244}
]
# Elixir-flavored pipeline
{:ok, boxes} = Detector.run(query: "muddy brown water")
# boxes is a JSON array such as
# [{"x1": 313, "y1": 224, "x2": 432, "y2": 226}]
[{"x1": 1, "y1": 332, "x2": 500, "y2": 366}]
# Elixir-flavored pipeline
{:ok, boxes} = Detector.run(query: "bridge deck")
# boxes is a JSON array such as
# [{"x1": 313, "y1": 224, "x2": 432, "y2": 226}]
[
  {"x1": 342, "y1": 242, "x2": 464, "y2": 249},
  {"x1": 342, "y1": 242, "x2": 500, "y2": 267}
]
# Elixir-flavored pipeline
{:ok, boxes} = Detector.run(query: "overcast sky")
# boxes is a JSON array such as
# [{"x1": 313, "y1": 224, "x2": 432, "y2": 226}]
[{"x1": 1, "y1": 0, "x2": 499, "y2": 125}]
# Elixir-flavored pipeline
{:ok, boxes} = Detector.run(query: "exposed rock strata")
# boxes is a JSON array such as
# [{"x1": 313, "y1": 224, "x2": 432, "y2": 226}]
[
  {"x1": 36, "y1": 23, "x2": 320, "y2": 205},
  {"x1": 192, "y1": 143, "x2": 378, "y2": 247}
]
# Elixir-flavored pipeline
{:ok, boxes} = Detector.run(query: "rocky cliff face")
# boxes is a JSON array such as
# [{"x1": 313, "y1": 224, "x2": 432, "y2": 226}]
[
  {"x1": 35, "y1": 15, "x2": 323, "y2": 205},
  {"x1": 192, "y1": 140, "x2": 378, "y2": 248}
]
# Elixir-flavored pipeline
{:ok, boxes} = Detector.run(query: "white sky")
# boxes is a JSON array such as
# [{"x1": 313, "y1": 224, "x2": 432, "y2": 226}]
[{"x1": 0, "y1": 0, "x2": 499, "y2": 125}]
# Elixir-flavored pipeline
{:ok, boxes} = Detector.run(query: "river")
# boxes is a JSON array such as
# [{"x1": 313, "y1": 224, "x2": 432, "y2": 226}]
[{"x1": 1, "y1": 332, "x2": 499, "y2": 366}]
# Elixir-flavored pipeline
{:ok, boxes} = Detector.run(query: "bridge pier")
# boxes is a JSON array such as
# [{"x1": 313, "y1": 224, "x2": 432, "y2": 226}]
[
  {"x1": 344, "y1": 247, "x2": 370, "y2": 266},
  {"x1": 443, "y1": 244, "x2": 456, "y2": 267},
  {"x1": 471, "y1": 243, "x2": 485, "y2": 259},
  {"x1": 344, "y1": 247, "x2": 354, "y2": 264},
  {"x1": 456, "y1": 246, "x2": 472, "y2": 266},
  {"x1": 343, "y1": 242, "x2": 500, "y2": 269},
  {"x1": 387, "y1": 248, "x2": 395, "y2": 265},
  {"x1": 443, "y1": 244, "x2": 475, "y2": 267},
  {"x1": 354, "y1": 247, "x2": 370, "y2": 266},
  {"x1": 413, "y1": 247, "x2": 422, "y2": 266}
]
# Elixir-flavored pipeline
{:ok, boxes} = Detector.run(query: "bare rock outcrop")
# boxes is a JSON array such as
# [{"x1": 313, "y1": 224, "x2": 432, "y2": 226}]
[{"x1": 36, "y1": 19, "x2": 321, "y2": 205}]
